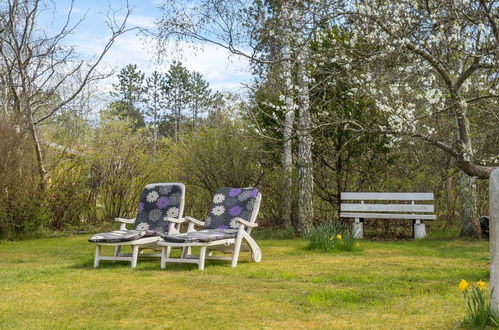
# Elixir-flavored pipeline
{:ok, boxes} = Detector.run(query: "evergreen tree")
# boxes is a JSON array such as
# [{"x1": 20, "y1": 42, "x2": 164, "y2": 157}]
[
  {"x1": 162, "y1": 61, "x2": 191, "y2": 140},
  {"x1": 106, "y1": 64, "x2": 146, "y2": 128},
  {"x1": 144, "y1": 71, "x2": 167, "y2": 145}
]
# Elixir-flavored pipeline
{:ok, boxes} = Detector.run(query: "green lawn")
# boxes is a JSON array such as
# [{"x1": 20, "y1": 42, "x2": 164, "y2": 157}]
[{"x1": 0, "y1": 235, "x2": 490, "y2": 329}]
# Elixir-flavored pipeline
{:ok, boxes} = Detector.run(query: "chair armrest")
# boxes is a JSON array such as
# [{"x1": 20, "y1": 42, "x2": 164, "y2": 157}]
[
  {"x1": 185, "y1": 216, "x2": 205, "y2": 226},
  {"x1": 236, "y1": 218, "x2": 258, "y2": 228},
  {"x1": 164, "y1": 217, "x2": 186, "y2": 224},
  {"x1": 114, "y1": 218, "x2": 135, "y2": 224}
]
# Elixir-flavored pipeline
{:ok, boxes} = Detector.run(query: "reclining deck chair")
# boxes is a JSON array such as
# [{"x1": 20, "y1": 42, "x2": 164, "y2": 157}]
[
  {"x1": 89, "y1": 183, "x2": 185, "y2": 268},
  {"x1": 158, "y1": 187, "x2": 262, "y2": 270}
]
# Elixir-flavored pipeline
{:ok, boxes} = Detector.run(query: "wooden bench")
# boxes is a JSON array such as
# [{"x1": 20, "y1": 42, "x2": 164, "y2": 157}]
[{"x1": 340, "y1": 192, "x2": 436, "y2": 239}]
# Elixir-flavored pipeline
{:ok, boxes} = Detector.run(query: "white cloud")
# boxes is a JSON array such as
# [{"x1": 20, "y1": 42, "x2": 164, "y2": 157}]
[{"x1": 70, "y1": 26, "x2": 252, "y2": 94}]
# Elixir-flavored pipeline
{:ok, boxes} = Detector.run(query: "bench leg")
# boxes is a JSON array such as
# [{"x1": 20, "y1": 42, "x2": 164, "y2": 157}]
[
  {"x1": 353, "y1": 218, "x2": 364, "y2": 239},
  {"x1": 413, "y1": 219, "x2": 426, "y2": 239}
]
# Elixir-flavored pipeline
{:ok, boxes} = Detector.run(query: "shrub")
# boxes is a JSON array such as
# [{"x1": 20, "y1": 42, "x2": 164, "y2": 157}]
[
  {"x1": 0, "y1": 114, "x2": 50, "y2": 238},
  {"x1": 307, "y1": 221, "x2": 357, "y2": 252}
]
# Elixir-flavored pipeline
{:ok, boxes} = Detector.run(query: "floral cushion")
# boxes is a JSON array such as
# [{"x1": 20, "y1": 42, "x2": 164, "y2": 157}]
[
  {"x1": 133, "y1": 183, "x2": 184, "y2": 233},
  {"x1": 88, "y1": 230, "x2": 156, "y2": 243},
  {"x1": 88, "y1": 183, "x2": 184, "y2": 243},
  {"x1": 161, "y1": 229, "x2": 238, "y2": 243},
  {"x1": 204, "y1": 187, "x2": 260, "y2": 230}
]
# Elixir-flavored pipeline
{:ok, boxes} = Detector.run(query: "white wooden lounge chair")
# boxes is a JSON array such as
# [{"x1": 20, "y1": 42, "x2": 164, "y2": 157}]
[
  {"x1": 157, "y1": 187, "x2": 262, "y2": 270},
  {"x1": 89, "y1": 183, "x2": 185, "y2": 268}
]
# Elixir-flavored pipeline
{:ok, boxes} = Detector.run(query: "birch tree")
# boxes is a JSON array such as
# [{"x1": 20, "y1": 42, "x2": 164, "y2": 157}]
[
  {"x1": 345, "y1": 0, "x2": 499, "y2": 237},
  {"x1": 293, "y1": 2, "x2": 314, "y2": 235},
  {"x1": 155, "y1": 0, "x2": 308, "y2": 229},
  {"x1": 279, "y1": 0, "x2": 296, "y2": 228}
]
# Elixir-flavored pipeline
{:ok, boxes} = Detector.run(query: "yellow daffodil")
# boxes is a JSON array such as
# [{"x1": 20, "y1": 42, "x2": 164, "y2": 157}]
[
  {"x1": 477, "y1": 280, "x2": 486, "y2": 291},
  {"x1": 336, "y1": 234, "x2": 342, "y2": 240},
  {"x1": 458, "y1": 279, "x2": 470, "y2": 292}
]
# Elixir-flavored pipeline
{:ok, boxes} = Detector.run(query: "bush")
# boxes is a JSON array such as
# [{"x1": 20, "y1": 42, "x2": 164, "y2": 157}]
[
  {"x1": 163, "y1": 122, "x2": 277, "y2": 223},
  {"x1": 307, "y1": 221, "x2": 357, "y2": 252},
  {"x1": 0, "y1": 114, "x2": 50, "y2": 238}
]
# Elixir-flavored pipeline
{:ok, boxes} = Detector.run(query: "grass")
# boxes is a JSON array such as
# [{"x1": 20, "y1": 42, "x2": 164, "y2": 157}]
[{"x1": 0, "y1": 234, "x2": 490, "y2": 329}]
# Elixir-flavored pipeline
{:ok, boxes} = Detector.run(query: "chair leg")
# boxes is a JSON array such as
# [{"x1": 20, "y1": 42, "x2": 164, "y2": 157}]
[
  {"x1": 114, "y1": 245, "x2": 121, "y2": 257},
  {"x1": 181, "y1": 247, "x2": 188, "y2": 258},
  {"x1": 231, "y1": 235, "x2": 244, "y2": 268},
  {"x1": 160, "y1": 247, "x2": 167, "y2": 269},
  {"x1": 242, "y1": 232, "x2": 262, "y2": 262},
  {"x1": 131, "y1": 245, "x2": 139, "y2": 268},
  {"x1": 94, "y1": 245, "x2": 101, "y2": 268},
  {"x1": 199, "y1": 246, "x2": 207, "y2": 270}
]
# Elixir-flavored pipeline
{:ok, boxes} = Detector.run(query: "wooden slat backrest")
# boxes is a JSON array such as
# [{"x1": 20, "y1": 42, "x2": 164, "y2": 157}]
[
  {"x1": 340, "y1": 192, "x2": 435, "y2": 220},
  {"x1": 341, "y1": 203, "x2": 434, "y2": 213},
  {"x1": 341, "y1": 192, "x2": 434, "y2": 201}
]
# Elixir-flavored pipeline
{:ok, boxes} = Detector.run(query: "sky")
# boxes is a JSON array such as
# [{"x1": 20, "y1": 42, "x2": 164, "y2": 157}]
[{"x1": 38, "y1": 0, "x2": 252, "y2": 95}]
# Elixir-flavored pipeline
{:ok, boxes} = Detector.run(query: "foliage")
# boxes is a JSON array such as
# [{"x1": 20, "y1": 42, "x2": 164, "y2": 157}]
[
  {"x1": 459, "y1": 280, "x2": 498, "y2": 328},
  {"x1": 46, "y1": 158, "x2": 95, "y2": 230},
  {"x1": 162, "y1": 119, "x2": 276, "y2": 221},
  {"x1": 0, "y1": 114, "x2": 49, "y2": 238},
  {"x1": 307, "y1": 221, "x2": 357, "y2": 252},
  {"x1": 88, "y1": 120, "x2": 166, "y2": 221}
]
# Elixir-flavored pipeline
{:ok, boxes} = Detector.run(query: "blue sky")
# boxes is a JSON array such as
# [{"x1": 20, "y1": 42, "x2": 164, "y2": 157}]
[{"x1": 38, "y1": 0, "x2": 251, "y2": 94}]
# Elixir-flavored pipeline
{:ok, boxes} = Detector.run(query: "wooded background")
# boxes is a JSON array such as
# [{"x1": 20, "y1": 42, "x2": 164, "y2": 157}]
[{"x1": 0, "y1": 0, "x2": 497, "y2": 239}]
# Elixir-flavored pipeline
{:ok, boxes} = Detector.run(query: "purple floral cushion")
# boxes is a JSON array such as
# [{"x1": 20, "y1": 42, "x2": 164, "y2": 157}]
[
  {"x1": 89, "y1": 183, "x2": 184, "y2": 243},
  {"x1": 133, "y1": 183, "x2": 184, "y2": 234},
  {"x1": 203, "y1": 187, "x2": 260, "y2": 230}
]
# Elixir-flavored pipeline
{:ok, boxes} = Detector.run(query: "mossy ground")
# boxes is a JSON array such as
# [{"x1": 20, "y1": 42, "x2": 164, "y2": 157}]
[{"x1": 0, "y1": 234, "x2": 489, "y2": 329}]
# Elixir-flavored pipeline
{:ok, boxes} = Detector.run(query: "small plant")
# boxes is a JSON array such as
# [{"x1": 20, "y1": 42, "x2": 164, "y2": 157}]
[
  {"x1": 307, "y1": 221, "x2": 358, "y2": 252},
  {"x1": 459, "y1": 279, "x2": 499, "y2": 328}
]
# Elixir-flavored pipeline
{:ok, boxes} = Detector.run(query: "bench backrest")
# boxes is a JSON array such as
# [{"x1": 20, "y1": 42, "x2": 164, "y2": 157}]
[{"x1": 340, "y1": 192, "x2": 435, "y2": 220}]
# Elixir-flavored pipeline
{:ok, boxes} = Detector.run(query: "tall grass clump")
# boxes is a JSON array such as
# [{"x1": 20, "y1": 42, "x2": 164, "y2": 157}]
[
  {"x1": 307, "y1": 221, "x2": 357, "y2": 252},
  {"x1": 459, "y1": 280, "x2": 499, "y2": 328}
]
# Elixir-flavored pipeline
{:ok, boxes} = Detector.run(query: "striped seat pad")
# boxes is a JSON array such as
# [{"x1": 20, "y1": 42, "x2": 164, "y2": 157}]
[
  {"x1": 88, "y1": 229, "x2": 157, "y2": 243},
  {"x1": 161, "y1": 229, "x2": 238, "y2": 243}
]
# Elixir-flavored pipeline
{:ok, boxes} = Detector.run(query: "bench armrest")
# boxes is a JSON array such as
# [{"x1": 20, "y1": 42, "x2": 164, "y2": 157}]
[{"x1": 236, "y1": 218, "x2": 258, "y2": 228}]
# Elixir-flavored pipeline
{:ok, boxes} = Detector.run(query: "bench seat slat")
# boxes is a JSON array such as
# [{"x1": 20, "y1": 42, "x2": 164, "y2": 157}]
[
  {"x1": 341, "y1": 203, "x2": 434, "y2": 213},
  {"x1": 341, "y1": 192, "x2": 434, "y2": 201},
  {"x1": 340, "y1": 212, "x2": 436, "y2": 220}
]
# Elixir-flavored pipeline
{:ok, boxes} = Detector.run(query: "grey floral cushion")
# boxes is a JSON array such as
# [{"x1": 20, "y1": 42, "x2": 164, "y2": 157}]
[
  {"x1": 133, "y1": 183, "x2": 184, "y2": 233},
  {"x1": 161, "y1": 229, "x2": 238, "y2": 243},
  {"x1": 88, "y1": 183, "x2": 184, "y2": 243},
  {"x1": 88, "y1": 230, "x2": 155, "y2": 243},
  {"x1": 204, "y1": 187, "x2": 260, "y2": 230}
]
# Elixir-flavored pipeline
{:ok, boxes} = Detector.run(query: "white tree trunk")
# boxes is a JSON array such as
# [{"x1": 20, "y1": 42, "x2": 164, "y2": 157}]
[
  {"x1": 280, "y1": 1, "x2": 295, "y2": 228},
  {"x1": 294, "y1": 5, "x2": 314, "y2": 237}
]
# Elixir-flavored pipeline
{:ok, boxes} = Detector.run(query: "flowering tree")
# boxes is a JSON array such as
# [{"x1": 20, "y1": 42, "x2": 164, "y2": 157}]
[{"x1": 344, "y1": 0, "x2": 499, "y2": 237}]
